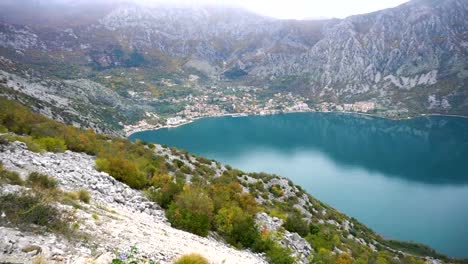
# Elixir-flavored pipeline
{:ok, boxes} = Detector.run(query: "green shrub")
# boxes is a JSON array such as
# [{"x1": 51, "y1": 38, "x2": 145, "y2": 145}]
[
  {"x1": 306, "y1": 226, "x2": 339, "y2": 251},
  {"x1": 95, "y1": 157, "x2": 147, "y2": 189},
  {"x1": 335, "y1": 253, "x2": 353, "y2": 264},
  {"x1": 0, "y1": 192, "x2": 65, "y2": 232},
  {"x1": 269, "y1": 185, "x2": 284, "y2": 197},
  {"x1": 145, "y1": 182, "x2": 182, "y2": 209},
  {"x1": 64, "y1": 191, "x2": 79, "y2": 201},
  {"x1": 77, "y1": 189, "x2": 91, "y2": 203},
  {"x1": 0, "y1": 134, "x2": 9, "y2": 144},
  {"x1": 166, "y1": 187, "x2": 214, "y2": 236},
  {"x1": 173, "y1": 253, "x2": 209, "y2": 264},
  {"x1": 95, "y1": 157, "x2": 110, "y2": 171},
  {"x1": 180, "y1": 165, "x2": 192, "y2": 174},
  {"x1": 36, "y1": 137, "x2": 66, "y2": 152},
  {"x1": 252, "y1": 236, "x2": 276, "y2": 253},
  {"x1": 214, "y1": 206, "x2": 260, "y2": 248},
  {"x1": 16, "y1": 136, "x2": 43, "y2": 152},
  {"x1": 173, "y1": 159, "x2": 184, "y2": 168},
  {"x1": 27, "y1": 172, "x2": 58, "y2": 190},
  {"x1": 313, "y1": 248, "x2": 336, "y2": 264},
  {"x1": 0, "y1": 166, "x2": 24, "y2": 186},
  {"x1": 265, "y1": 243, "x2": 295, "y2": 264},
  {"x1": 252, "y1": 237, "x2": 295, "y2": 264},
  {"x1": 284, "y1": 211, "x2": 309, "y2": 237},
  {"x1": 195, "y1": 156, "x2": 212, "y2": 165},
  {"x1": 167, "y1": 204, "x2": 212, "y2": 236},
  {"x1": 309, "y1": 223, "x2": 320, "y2": 235}
]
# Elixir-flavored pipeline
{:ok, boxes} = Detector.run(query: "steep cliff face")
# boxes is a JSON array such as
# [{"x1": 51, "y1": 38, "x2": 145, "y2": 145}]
[
  {"x1": 0, "y1": 0, "x2": 466, "y2": 115},
  {"x1": 288, "y1": 0, "x2": 467, "y2": 111}
]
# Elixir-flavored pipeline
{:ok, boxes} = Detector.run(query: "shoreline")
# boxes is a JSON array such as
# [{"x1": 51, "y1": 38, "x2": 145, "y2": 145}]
[{"x1": 125, "y1": 110, "x2": 468, "y2": 137}]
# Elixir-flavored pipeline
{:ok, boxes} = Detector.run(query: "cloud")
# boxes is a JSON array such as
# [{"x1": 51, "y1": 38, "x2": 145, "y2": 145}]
[
  {"x1": 4, "y1": 0, "x2": 411, "y2": 19},
  {"x1": 131, "y1": 0, "x2": 411, "y2": 19}
]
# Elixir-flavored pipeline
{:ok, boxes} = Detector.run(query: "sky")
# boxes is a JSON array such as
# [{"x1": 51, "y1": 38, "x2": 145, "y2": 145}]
[{"x1": 133, "y1": 0, "x2": 411, "y2": 19}]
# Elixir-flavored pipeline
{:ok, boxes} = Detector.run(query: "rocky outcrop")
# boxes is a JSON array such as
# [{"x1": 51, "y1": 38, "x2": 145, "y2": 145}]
[
  {"x1": 0, "y1": 141, "x2": 266, "y2": 264},
  {"x1": 256, "y1": 212, "x2": 313, "y2": 263},
  {"x1": 0, "y1": 70, "x2": 149, "y2": 136}
]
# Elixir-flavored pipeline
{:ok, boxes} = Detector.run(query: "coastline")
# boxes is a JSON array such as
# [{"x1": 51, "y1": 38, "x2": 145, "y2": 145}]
[{"x1": 125, "y1": 110, "x2": 468, "y2": 138}]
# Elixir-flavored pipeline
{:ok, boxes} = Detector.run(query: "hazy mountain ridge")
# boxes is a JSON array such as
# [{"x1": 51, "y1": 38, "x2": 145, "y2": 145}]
[{"x1": 0, "y1": 0, "x2": 467, "y2": 121}]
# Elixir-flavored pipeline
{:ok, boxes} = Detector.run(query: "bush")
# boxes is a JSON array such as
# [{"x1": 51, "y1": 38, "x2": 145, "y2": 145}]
[
  {"x1": 167, "y1": 203, "x2": 212, "y2": 236},
  {"x1": 15, "y1": 136, "x2": 43, "y2": 152},
  {"x1": 27, "y1": 172, "x2": 58, "y2": 190},
  {"x1": 77, "y1": 189, "x2": 91, "y2": 203},
  {"x1": 306, "y1": 226, "x2": 340, "y2": 251},
  {"x1": 252, "y1": 237, "x2": 295, "y2": 264},
  {"x1": 36, "y1": 137, "x2": 66, "y2": 152},
  {"x1": 265, "y1": 243, "x2": 295, "y2": 264},
  {"x1": 313, "y1": 248, "x2": 336, "y2": 264},
  {"x1": 95, "y1": 157, "x2": 147, "y2": 189},
  {"x1": 0, "y1": 192, "x2": 66, "y2": 232},
  {"x1": 64, "y1": 191, "x2": 79, "y2": 200},
  {"x1": 166, "y1": 187, "x2": 214, "y2": 236},
  {"x1": 309, "y1": 223, "x2": 320, "y2": 235},
  {"x1": 0, "y1": 166, "x2": 24, "y2": 186},
  {"x1": 269, "y1": 185, "x2": 284, "y2": 197},
  {"x1": 284, "y1": 211, "x2": 309, "y2": 237},
  {"x1": 145, "y1": 182, "x2": 182, "y2": 209},
  {"x1": 173, "y1": 253, "x2": 209, "y2": 264},
  {"x1": 0, "y1": 134, "x2": 9, "y2": 144},
  {"x1": 150, "y1": 173, "x2": 172, "y2": 188},
  {"x1": 214, "y1": 206, "x2": 259, "y2": 248},
  {"x1": 195, "y1": 156, "x2": 212, "y2": 165},
  {"x1": 335, "y1": 253, "x2": 352, "y2": 264}
]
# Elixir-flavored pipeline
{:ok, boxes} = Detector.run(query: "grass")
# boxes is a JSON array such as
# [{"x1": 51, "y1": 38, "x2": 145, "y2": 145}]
[
  {"x1": 0, "y1": 192, "x2": 69, "y2": 234},
  {"x1": 0, "y1": 167, "x2": 87, "y2": 239},
  {"x1": 27, "y1": 172, "x2": 58, "y2": 190},
  {"x1": 78, "y1": 189, "x2": 91, "y2": 203},
  {"x1": 0, "y1": 164, "x2": 24, "y2": 186},
  {"x1": 173, "y1": 253, "x2": 209, "y2": 264}
]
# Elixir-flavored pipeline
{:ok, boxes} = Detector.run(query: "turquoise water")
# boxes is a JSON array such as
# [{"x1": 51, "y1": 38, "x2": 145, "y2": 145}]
[{"x1": 129, "y1": 113, "x2": 468, "y2": 258}]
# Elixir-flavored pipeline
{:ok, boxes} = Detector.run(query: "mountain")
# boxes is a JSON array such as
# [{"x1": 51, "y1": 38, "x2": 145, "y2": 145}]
[
  {"x1": 0, "y1": 0, "x2": 467, "y2": 133},
  {"x1": 0, "y1": 2, "x2": 468, "y2": 262},
  {"x1": 0, "y1": 97, "x2": 463, "y2": 263}
]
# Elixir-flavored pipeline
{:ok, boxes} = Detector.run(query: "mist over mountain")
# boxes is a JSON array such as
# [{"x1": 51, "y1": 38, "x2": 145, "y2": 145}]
[{"x1": 0, "y1": 0, "x2": 467, "y2": 134}]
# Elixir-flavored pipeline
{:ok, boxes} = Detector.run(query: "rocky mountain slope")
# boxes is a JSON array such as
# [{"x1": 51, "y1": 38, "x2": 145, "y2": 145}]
[
  {"x1": 0, "y1": 0, "x2": 466, "y2": 122},
  {"x1": 0, "y1": 141, "x2": 266, "y2": 264},
  {"x1": 2, "y1": 97, "x2": 464, "y2": 264},
  {"x1": 0, "y1": 1, "x2": 467, "y2": 262}
]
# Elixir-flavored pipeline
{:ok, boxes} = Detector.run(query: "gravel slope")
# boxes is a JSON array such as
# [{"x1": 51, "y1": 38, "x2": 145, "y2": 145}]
[{"x1": 0, "y1": 141, "x2": 266, "y2": 264}]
